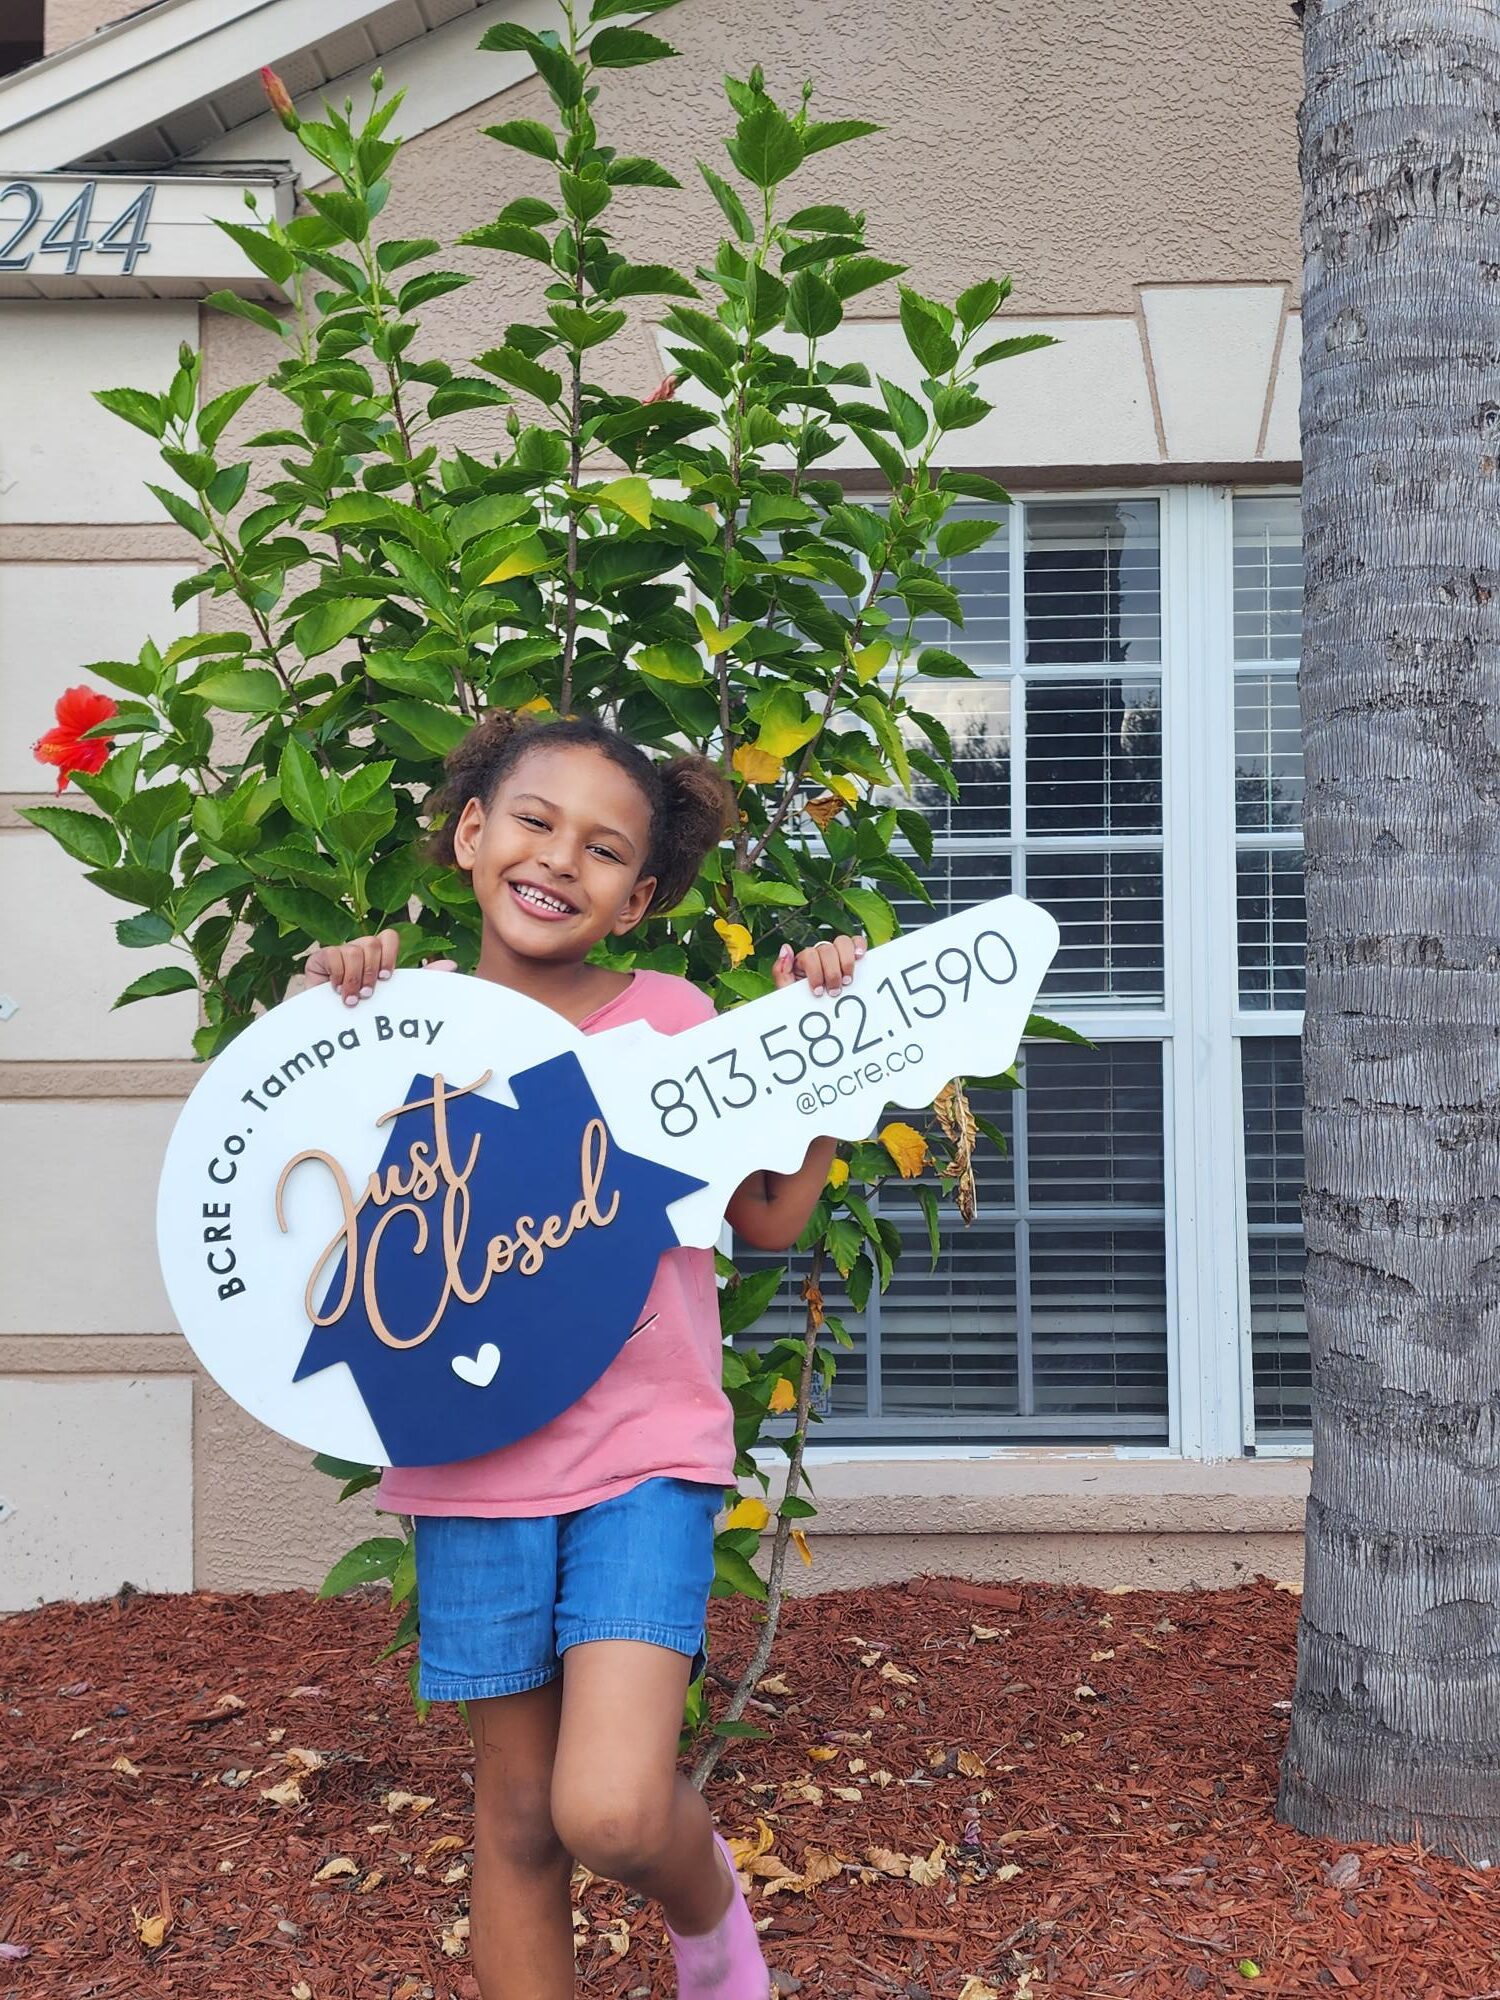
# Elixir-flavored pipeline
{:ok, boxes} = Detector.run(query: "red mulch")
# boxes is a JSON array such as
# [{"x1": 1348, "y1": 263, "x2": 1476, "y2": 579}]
[{"x1": 1, "y1": 1576, "x2": 1494, "y2": 2000}]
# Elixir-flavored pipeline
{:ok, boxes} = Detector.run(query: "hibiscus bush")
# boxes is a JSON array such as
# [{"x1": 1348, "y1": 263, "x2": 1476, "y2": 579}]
[{"x1": 24, "y1": 0, "x2": 1067, "y2": 1758}]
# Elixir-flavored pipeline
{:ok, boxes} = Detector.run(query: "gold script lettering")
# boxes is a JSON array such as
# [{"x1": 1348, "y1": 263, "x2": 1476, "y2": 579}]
[{"x1": 276, "y1": 1078, "x2": 622, "y2": 1351}]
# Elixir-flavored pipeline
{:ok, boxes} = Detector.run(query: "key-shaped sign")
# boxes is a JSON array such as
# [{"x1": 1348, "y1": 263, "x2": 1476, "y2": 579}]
[{"x1": 156, "y1": 893, "x2": 1058, "y2": 1466}]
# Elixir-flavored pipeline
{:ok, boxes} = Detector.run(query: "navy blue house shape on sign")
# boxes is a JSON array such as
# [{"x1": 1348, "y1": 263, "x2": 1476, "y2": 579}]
[{"x1": 290, "y1": 1051, "x2": 705, "y2": 1466}]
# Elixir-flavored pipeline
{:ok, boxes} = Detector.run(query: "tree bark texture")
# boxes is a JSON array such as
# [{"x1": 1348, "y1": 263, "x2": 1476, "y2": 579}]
[{"x1": 1285, "y1": 0, "x2": 1500, "y2": 1860}]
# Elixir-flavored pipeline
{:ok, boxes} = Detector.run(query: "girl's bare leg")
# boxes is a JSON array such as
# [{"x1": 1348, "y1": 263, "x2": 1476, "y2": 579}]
[
  {"x1": 468, "y1": 1680, "x2": 575, "y2": 2000},
  {"x1": 549, "y1": 1640, "x2": 732, "y2": 1934}
]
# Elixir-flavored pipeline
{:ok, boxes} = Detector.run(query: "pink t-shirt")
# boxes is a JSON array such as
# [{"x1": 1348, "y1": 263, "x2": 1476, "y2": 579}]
[{"x1": 375, "y1": 969, "x2": 736, "y2": 1519}]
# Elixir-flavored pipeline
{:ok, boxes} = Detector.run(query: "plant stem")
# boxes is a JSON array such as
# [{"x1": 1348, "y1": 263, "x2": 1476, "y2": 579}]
[{"x1": 691, "y1": 1245, "x2": 825, "y2": 1792}]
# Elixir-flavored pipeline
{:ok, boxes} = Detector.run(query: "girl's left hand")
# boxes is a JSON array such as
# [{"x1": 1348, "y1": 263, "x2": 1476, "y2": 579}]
[{"x1": 772, "y1": 932, "x2": 867, "y2": 997}]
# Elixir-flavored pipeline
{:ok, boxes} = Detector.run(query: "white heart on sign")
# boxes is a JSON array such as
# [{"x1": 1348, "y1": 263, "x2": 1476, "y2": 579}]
[{"x1": 451, "y1": 1343, "x2": 501, "y2": 1389}]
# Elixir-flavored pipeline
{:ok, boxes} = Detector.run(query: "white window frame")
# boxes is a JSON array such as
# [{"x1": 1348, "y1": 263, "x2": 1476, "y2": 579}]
[{"x1": 742, "y1": 481, "x2": 1311, "y2": 1463}]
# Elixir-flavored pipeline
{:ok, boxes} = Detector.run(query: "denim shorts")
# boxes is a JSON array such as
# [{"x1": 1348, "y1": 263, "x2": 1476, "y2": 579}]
[{"x1": 411, "y1": 1476, "x2": 723, "y2": 1702}]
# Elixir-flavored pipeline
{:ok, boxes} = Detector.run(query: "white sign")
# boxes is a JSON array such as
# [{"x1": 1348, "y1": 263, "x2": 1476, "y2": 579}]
[{"x1": 156, "y1": 894, "x2": 1058, "y2": 1467}]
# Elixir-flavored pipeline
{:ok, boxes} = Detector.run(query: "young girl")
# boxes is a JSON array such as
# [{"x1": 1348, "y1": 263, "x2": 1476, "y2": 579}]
[{"x1": 306, "y1": 710, "x2": 863, "y2": 2000}]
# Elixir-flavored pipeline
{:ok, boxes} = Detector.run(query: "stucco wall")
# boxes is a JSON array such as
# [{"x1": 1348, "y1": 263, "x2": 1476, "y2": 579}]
[{"x1": 44, "y1": 0, "x2": 130, "y2": 58}]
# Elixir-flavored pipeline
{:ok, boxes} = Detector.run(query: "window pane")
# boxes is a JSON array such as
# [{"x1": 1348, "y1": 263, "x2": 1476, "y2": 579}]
[
  {"x1": 1233, "y1": 496, "x2": 1302, "y2": 661},
  {"x1": 1241, "y1": 1037, "x2": 1309, "y2": 1434},
  {"x1": 1024, "y1": 1042, "x2": 1166, "y2": 1209},
  {"x1": 1025, "y1": 677, "x2": 1162, "y2": 836},
  {"x1": 1029, "y1": 849, "x2": 1165, "y2": 1003},
  {"x1": 875, "y1": 1211, "x2": 1019, "y2": 1418},
  {"x1": 905, "y1": 510, "x2": 1010, "y2": 669},
  {"x1": 895, "y1": 682, "x2": 1012, "y2": 838},
  {"x1": 1029, "y1": 1226, "x2": 1169, "y2": 1420},
  {"x1": 1236, "y1": 848, "x2": 1306, "y2": 1009},
  {"x1": 1024, "y1": 499, "x2": 1162, "y2": 666},
  {"x1": 1234, "y1": 672, "x2": 1303, "y2": 832},
  {"x1": 887, "y1": 850, "x2": 1011, "y2": 930}
]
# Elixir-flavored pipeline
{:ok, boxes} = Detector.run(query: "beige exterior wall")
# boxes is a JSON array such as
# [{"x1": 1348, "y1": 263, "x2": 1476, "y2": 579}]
[
  {"x1": 44, "y1": 0, "x2": 130, "y2": 58},
  {"x1": 2, "y1": 0, "x2": 1309, "y2": 1611}
]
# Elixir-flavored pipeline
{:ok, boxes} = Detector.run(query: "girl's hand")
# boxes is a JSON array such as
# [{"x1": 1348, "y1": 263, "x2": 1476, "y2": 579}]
[
  {"x1": 772, "y1": 931, "x2": 867, "y2": 999},
  {"x1": 305, "y1": 927, "x2": 457, "y2": 1008}
]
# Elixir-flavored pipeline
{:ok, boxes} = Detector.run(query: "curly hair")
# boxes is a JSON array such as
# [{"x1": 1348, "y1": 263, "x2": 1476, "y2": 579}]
[{"x1": 420, "y1": 709, "x2": 734, "y2": 914}]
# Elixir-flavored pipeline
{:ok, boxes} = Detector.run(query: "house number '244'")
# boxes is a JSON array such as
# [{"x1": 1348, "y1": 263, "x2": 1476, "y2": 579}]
[{"x1": 0, "y1": 181, "x2": 155, "y2": 274}]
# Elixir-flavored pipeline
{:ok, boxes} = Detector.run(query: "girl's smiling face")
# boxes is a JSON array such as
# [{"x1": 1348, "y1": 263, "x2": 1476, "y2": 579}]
[{"x1": 451, "y1": 742, "x2": 658, "y2": 962}]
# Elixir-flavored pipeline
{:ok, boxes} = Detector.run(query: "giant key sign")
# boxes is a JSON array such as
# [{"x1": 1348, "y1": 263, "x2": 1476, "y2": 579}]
[{"x1": 157, "y1": 895, "x2": 1059, "y2": 1466}]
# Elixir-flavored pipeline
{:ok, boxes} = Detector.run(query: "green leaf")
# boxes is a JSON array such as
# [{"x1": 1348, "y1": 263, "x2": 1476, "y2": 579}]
[
  {"x1": 916, "y1": 646, "x2": 976, "y2": 679},
  {"x1": 839, "y1": 883, "x2": 898, "y2": 945},
  {"x1": 719, "y1": 1264, "x2": 788, "y2": 1337},
  {"x1": 711, "y1": 1541, "x2": 768, "y2": 1602},
  {"x1": 936, "y1": 517, "x2": 1004, "y2": 560},
  {"x1": 956, "y1": 277, "x2": 1004, "y2": 332},
  {"x1": 487, "y1": 634, "x2": 560, "y2": 680},
  {"x1": 198, "y1": 380, "x2": 260, "y2": 448},
  {"x1": 698, "y1": 162, "x2": 753, "y2": 240},
  {"x1": 146, "y1": 483, "x2": 210, "y2": 543},
  {"x1": 294, "y1": 596, "x2": 383, "y2": 658},
  {"x1": 84, "y1": 864, "x2": 172, "y2": 909},
  {"x1": 475, "y1": 345, "x2": 563, "y2": 404},
  {"x1": 711, "y1": 1717, "x2": 770, "y2": 1739},
  {"x1": 831, "y1": 255, "x2": 905, "y2": 300},
  {"x1": 398, "y1": 269, "x2": 473, "y2": 313},
  {"x1": 940, "y1": 470, "x2": 1014, "y2": 505},
  {"x1": 560, "y1": 170, "x2": 612, "y2": 223},
  {"x1": 787, "y1": 204, "x2": 863, "y2": 233},
  {"x1": 580, "y1": 538, "x2": 679, "y2": 592},
  {"x1": 113, "y1": 965, "x2": 197, "y2": 1008},
  {"x1": 258, "y1": 881, "x2": 354, "y2": 942},
  {"x1": 778, "y1": 1494, "x2": 818, "y2": 1520},
  {"x1": 376, "y1": 236, "x2": 441, "y2": 271},
  {"x1": 916, "y1": 1185, "x2": 942, "y2": 1271},
  {"x1": 318, "y1": 1535, "x2": 406, "y2": 1598},
  {"x1": 801, "y1": 118, "x2": 881, "y2": 155},
  {"x1": 18, "y1": 805, "x2": 120, "y2": 868},
  {"x1": 92, "y1": 387, "x2": 166, "y2": 440},
  {"x1": 313, "y1": 1453, "x2": 376, "y2": 1482},
  {"x1": 375, "y1": 699, "x2": 469, "y2": 755},
  {"x1": 787, "y1": 269, "x2": 842, "y2": 339},
  {"x1": 849, "y1": 421, "x2": 907, "y2": 488},
  {"x1": 482, "y1": 117, "x2": 557, "y2": 160},
  {"x1": 604, "y1": 155, "x2": 680, "y2": 188},
  {"x1": 899, "y1": 284, "x2": 958, "y2": 375},
  {"x1": 595, "y1": 476, "x2": 653, "y2": 526},
  {"x1": 187, "y1": 666, "x2": 285, "y2": 715},
  {"x1": 116, "y1": 911, "x2": 173, "y2": 948},
  {"x1": 205, "y1": 463, "x2": 249, "y2": 515},
  {"x1": 203, "y1": 290, "x2": 286, "y2": 337},
  {"x1": 279, "y1": 736, "x2": 327, "y2": 830},
  {"x1": 1025, "y1": 1011, "x2": 1096, "y2": 1049},
  {"x1": 531, "y1": 39, "x2": 585, "y2": 106},
  {"x1": 478, "y1": 21, "x2": 541, "y2": 50},
  {"x1": 120, "y1": 779, "x2": 191, "y2": 845},
  {"x1": 877, "y1": 375, "x2": 927, "y2": 451},
  {"x1": 727, "y1": 102, "x2": 805, "y2": 188},
  {"x1": 635, "y1": 642, "x2": 703, "y2": 684},
  {"x1": 608, "y1": 262, "x2": 697, "y2": 299},
  {"x1": 213, "y1": 218, "x2": 295, "y2": 286},
  {"x1": 972, "y1": 331, "x2": 1058, "y2": 369},
  {"x1": 458, "y1": 219, "x2": 554, "y2": 265},
  {"x1": 589, "y1": 25, "x2": 677, "y2": 63}
]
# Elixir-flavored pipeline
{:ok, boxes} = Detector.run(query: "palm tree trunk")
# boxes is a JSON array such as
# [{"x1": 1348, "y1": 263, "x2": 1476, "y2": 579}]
[{"x1": 1283, "y1": 0, "x2": 1500, "y2": 1861}]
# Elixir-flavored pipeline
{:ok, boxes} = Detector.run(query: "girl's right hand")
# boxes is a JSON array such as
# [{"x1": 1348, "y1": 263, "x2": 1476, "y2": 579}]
[{"x1": 305, "y1": 927, "x2": 457, "y2": 1008}]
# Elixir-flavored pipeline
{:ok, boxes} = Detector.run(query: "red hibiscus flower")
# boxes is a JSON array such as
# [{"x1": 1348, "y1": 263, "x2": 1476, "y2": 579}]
[{"x1": 32, "y1": 685, "x2": 118, "y2": 793}]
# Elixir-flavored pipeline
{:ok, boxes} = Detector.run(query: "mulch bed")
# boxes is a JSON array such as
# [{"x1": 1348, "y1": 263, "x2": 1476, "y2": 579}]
[{"x1": 2, "y1": 1575, "x2": 1494, "y2": 1999}]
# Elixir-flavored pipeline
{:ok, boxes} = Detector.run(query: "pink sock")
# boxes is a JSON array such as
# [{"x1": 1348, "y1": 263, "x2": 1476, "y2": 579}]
[{"x1": 665, "y1": 1829, "x2": 772, "y2": 1999}]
